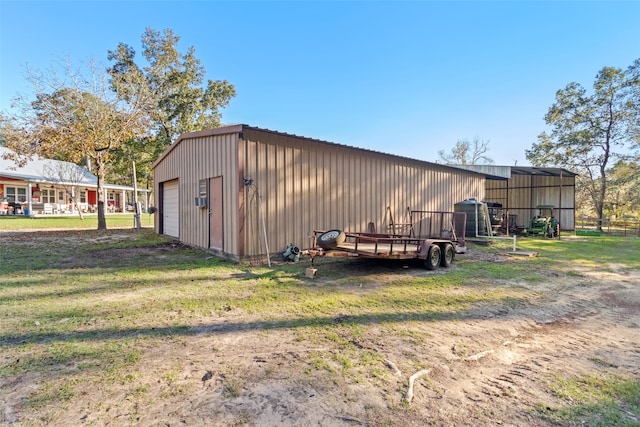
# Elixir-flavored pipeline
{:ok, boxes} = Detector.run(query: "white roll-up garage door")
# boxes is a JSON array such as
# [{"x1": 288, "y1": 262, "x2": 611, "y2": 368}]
[{"x1": 162, "y1": 180, "x2": 179, "y2": 238}]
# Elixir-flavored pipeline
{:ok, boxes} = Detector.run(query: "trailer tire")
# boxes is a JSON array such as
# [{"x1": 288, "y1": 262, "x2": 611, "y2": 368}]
[
  {"x1": 425, "y1": 244, "x2": 441, "y2": 270},
  {"x1": 317, "y1": 229, "x2": 346, "y2": 249},
  {"x1": 440, "y1": 243, "x2": 455, "y2": 267}
]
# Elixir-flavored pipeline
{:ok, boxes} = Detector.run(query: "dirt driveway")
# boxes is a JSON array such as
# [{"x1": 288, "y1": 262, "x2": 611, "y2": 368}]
[
  {"x1": 1, "y1": 231, "x2": 639, "y2": 426},
  {"x1": 139, "y1": 255, "x2": 640, "y2": 426}
]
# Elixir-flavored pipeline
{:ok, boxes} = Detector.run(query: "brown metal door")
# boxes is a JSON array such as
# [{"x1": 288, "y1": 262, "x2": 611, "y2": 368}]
[{"x1": 209, "y1": 176, "x2": 223, "y2": 250}]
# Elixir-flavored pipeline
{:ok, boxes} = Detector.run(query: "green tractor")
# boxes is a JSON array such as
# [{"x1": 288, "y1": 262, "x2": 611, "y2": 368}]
[{"x1": 526, "y1": 205, "x2": 559, "y2": 238}]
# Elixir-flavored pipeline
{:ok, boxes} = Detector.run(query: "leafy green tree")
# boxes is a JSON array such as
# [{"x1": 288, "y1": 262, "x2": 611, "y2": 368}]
[
  {"x1": 107, "y1": 27, "x2": 236, "y2": 188},
  {"x1": 2, "y1": 59, "x2": 148, "y2": 230},
  {"x1": 0, "y1": 115, "x2": 7, "y2": 147},
  {"x1": 0, "y1": 115, "x2": 16, "y2": 150},
  {"x1": 437, "y1": 136, "x2": 494, "y2": 165},
  {"x1": 604, "y1": 159, "x2": 640, "y2": 218},
  {"x1": 526, "y1": 60, "x2": 640, "y2": 229}
]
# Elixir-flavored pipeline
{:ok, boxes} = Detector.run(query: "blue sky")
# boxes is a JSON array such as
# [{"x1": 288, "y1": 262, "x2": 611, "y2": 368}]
[{"x1": 1, "y1": 1, "x2": 639, "y2": 166}]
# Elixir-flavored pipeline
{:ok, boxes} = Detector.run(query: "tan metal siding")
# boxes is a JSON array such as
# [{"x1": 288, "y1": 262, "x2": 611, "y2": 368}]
[
  {"x1": 153, "y1": 133, "x2": 240, "y2": 254},
  {"x1": 484, "y1": 174, "x2": 576, "y2": 230},
  {"x1": 241, "y1": 129, "x2": 485, "y2": 257}
]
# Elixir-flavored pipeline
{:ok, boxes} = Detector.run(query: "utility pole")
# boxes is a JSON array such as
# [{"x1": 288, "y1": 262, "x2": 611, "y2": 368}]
[{"x1": 133, "y1": 161, "x2": 141, "y2": 230}]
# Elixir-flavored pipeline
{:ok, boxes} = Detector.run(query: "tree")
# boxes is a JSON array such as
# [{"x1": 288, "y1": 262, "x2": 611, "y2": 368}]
[
  {"x1": 2, "y1": 58, "x2": 148, "y2": 230},
  {"x1": 107, "y1": 28, "x2": 236, "y2": 187},
  {"x1": 526, "y1": 60, "x2": 640, "y2": 229},
  {"x1": 0, "y1": 115, "x2": 7, "y2": 147},
  {"x1": 437, "y1": 136, "x2": 494, "y2": 165},
  {"x1": 41, "y1": 160, "x2": 91, "y2": 220},
  {"x1": 604, "y1": 159, "x2": 640, "y2": 218}
]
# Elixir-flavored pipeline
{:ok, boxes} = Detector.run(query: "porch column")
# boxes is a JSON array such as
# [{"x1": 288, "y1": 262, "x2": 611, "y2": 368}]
[
  {"x1": 121, "y1": 190, "x2": 126, "y2": 212},
  {"x1": 27, "y1": 182, "x2": 33, "y2": 216}
]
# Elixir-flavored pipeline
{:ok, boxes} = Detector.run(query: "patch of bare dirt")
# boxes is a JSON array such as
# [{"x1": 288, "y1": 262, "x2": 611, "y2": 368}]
[{"x1": 1, "y1": 234, "x2": 639, "y2": 426}]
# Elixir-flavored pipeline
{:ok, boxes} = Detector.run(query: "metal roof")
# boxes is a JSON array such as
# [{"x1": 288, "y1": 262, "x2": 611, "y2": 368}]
[
  {"x1": 0, "y1": 147, "x2": 137, "y2": 191},
  {"x1": 509, "y1": 166, "x2": 578, "y2": 177},
  {"x1": 153, "y1": 124, "x2": 488, "y2": 178},
  {"x1": 449, "y1": 164, "x2": 578, "y2": 179}
]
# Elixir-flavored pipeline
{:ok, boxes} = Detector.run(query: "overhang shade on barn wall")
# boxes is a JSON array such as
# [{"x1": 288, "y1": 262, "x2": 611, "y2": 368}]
[
  {"x1": 454, "y1": 165, "x2": 577, "y2": 231},
  {"x1": 485, "y1": 173, "x2": 576, "y2": 230},
  {"x1": 153, "y1": 125, "x2": 487, "y2": 261}
]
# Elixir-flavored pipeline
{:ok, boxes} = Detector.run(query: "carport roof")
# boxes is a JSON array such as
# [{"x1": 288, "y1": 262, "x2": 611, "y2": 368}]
[{"x1": 450, "y1": 164, "x2": 578, "y2": 180}]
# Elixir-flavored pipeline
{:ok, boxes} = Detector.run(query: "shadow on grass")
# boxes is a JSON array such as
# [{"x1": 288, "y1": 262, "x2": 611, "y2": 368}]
[
  {"x1": 0, "y1": 304, "x2": 488, "y2": 347},
  {"x1": 0, "y1": 229, "x2": 534, "y2": 348}
]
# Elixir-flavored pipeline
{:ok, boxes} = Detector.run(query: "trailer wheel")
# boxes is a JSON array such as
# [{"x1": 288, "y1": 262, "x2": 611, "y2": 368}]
[
  {"x1": 317, "y1": 229, "x2": 346, "y2": 249},
  {"x1": 425, "y1": 244, "x2": 441, "y2": 270},
  {"x1": 440, "y1": 243, "x2": 455, "y2": 267}
]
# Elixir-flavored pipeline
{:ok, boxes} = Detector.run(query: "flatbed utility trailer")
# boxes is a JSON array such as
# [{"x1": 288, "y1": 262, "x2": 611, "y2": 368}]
[{"x1": 308, "y1": 211, "x2": 467, "y2": 270}]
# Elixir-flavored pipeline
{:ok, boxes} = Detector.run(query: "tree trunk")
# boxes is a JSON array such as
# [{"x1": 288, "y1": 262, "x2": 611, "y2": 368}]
[
  {"x1": 96, "y1": 151, "x2": 107, "y2": 231},
  {"x1": 596, "y1": 166, "x2": 608, "y2": 232},
  {"x1": 595, "y1": 200, "x2": 604, "y2": 232},
  {"x1": 73, "y1": 198, "x2": 85, "y2": 220},
  {"x1": 69, "y1": 186, "x2": 84, "y2": 220}
]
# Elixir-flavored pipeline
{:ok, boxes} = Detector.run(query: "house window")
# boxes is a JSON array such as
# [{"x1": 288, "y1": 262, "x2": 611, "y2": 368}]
[
  {"x1": 41, "y1": 189, "x2": 55, "y2": 203},
  {"x1": 6, "y1": 187, "x2": 27, "y2": 203},
  {"x1": 79, "y1": 191, "x2": 87, "y2": 203},
  {"x1": 58, "y1": 191, "x2": 65, "y2": 204}
]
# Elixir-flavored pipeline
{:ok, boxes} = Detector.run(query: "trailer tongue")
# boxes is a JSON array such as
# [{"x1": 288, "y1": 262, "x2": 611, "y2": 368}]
[{"x1": 307, "y1": 210, "x2": 467, "y2": 270}]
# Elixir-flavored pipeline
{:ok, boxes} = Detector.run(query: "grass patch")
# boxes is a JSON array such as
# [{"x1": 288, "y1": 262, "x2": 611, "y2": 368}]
[
  {"x1": 541, "y1": 373, "x2": 640, "y2": 426},
  {"x1": 520, "y1": 236, "x2": 640, "y2": 270},
  {"x1": 0, "y1": 213, "x2": 155, "y2": 231},
  {"x1": 222, "y1": 378, "x2": 243, "y2": 398}
]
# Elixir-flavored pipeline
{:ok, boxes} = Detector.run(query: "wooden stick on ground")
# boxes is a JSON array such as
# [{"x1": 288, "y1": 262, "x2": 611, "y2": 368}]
[
  {"x1": 404, "y1": 369, "x2": 432, "y2": 403},
  {"x1": 384, "y1": 359, "x2": 402, "y2": 376},
  {"x1": 464, "y1": 349, "x2": 494, "y2": 361}
]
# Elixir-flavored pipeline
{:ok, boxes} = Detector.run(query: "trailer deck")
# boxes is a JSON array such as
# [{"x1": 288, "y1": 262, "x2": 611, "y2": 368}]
[
  {"x1": 310, "y1": 233, "x2": 457, "y2": 258},
  {"x1": 308, "y1": 210, "x2": 468, "y2": 270}
]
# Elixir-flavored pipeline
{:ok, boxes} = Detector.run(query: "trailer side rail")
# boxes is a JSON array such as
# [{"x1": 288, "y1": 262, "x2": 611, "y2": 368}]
[{"x1": 409, "y1": 210, "x2": 467, "y2": 245}]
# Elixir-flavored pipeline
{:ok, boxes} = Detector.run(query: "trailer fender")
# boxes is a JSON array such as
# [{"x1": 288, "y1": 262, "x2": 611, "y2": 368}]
[{"x1": 417, "y1": 239, "x2": 437, "y2": 259}]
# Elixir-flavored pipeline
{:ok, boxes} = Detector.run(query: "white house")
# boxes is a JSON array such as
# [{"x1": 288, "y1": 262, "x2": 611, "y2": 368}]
[{"x1": 0, "y1": 147, "x2": 144, "y2": 215}]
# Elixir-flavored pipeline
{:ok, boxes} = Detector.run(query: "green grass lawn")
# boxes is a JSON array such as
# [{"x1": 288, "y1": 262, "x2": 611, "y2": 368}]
[{"x1": 0, "y1": 213, "x2": 155, "y2": 230}]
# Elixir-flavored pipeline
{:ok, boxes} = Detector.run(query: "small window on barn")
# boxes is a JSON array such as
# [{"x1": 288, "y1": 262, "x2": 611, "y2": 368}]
[{"x1": 195, "y1": 179, "x2": 207, "y2": 208}]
